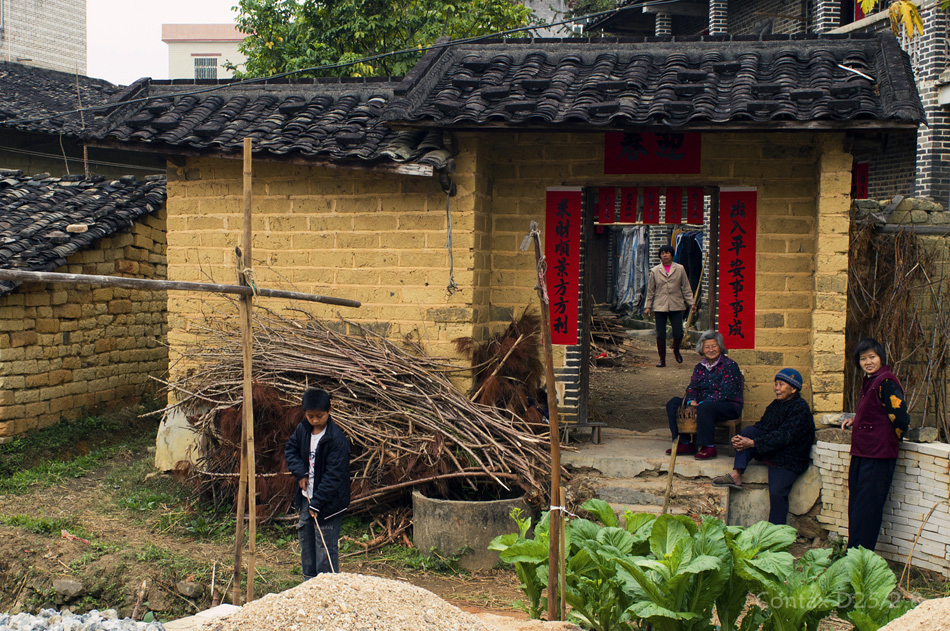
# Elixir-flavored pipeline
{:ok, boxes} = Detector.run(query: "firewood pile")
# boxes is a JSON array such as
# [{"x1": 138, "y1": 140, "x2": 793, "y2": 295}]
[
  {"x1": 590, "y1": 305, "x2": 632, "y2": 367},
  {"x1": 163, "y1": 308, "x2": 553, "y2": 523}
]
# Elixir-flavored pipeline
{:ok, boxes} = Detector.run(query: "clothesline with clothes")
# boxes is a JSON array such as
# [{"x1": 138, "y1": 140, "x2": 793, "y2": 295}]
[{"x1": 613, "y1": 225, "x2": 703, "y2": 315}]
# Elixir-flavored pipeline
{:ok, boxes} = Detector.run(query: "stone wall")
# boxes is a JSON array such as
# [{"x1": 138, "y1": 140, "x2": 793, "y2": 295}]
[
  {"x1": 162, "y1": 131, "x2": 852, "y2": 426},
  {"x1": 813, "y1": 439, "x2": 950, "y2": 576},
  {"x1": 0, "y1": 211, "x2": 168, "y2": 441}
]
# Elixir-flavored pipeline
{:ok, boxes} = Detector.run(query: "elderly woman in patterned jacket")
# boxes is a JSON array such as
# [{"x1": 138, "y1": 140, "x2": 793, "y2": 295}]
[
  {"x1": 842, "y1": 337, "x2": 910, "y2": 551},
  {"x1": 712, "y1": 368, "x2": 815, "y2": 525},
  {"x1": 665, "y1": 330, "x2": 743, "y2": 460}
]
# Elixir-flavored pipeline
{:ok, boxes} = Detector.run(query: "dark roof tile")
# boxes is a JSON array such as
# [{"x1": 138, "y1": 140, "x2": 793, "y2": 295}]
[
  {"x1": 0, "y1": 62, "x2": 120, "y2": 136},
  {"x1": 0, "y1": 170, "x2": 166, "y2": 295},
  {"x1": 383, "y1": 33, "x2": 924, "y2": 129},
  {"x1": 91, "y1": 79, "x2": 452, "y2": 169}
]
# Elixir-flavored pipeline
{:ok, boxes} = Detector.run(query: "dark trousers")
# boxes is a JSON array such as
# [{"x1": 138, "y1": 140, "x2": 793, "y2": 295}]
[
  {"x1": 848, "y1": 455, "x2": 897, "y2": 551},
  {"x1": 733, "y1": 426, "x2": 800, "y2": 525},
  {"x1": 298, "y1": 508, "x2": 343, "y2": 578},
  {"x1": 654, "y1": 310, "x2": 684, "y2": 342},
  {"x1": 666, "y1": 397, "x2": 742, "y2": 446}
]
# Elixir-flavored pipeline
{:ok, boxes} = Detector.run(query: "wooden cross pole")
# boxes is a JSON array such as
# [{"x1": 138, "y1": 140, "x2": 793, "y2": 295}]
[
  {"x1": 232, "y1": 137, "x2": 260, "y2": 604},
  {"x1": 522, "y1": 221, "x2": 563, "y2": 621}
]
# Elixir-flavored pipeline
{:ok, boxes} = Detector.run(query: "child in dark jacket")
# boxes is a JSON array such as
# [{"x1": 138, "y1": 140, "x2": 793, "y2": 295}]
[
  {"x1": 712, "y1": 368, "x2": 815, "y2": 525},
  {"x1": 284, "y1": 388, "x2": 351, "y2": 578}
]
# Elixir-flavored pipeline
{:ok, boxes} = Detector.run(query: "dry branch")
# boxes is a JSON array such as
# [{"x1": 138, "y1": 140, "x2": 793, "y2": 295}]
[{"x1": 162, "y1": 307, "x2": 554, "y2": 522}]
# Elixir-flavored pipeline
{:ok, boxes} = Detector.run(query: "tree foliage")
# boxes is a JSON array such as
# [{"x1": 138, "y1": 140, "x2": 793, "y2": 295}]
[
  {"x1": 860, "y1": 1, "x2": 924, "y2": 37},
  {"x1": 231, "y1": 0, "x2": 539, "y2": 78}
]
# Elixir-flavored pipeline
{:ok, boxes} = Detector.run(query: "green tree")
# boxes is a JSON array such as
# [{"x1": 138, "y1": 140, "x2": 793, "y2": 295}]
[{"x1": 231, "y1": 0, "x2": 539, "y2": 78}]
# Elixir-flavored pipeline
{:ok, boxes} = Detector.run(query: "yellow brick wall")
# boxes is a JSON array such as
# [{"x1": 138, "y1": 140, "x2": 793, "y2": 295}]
[
  {"x1": 164, "y1": 157, "x2": 479, "y2": 385},
  {"x1": 0, "y1": 210, "x2": 168, "y2": 440},
  {"x1": 164, "y1": 131, "x2": 850, "y2": 425}
]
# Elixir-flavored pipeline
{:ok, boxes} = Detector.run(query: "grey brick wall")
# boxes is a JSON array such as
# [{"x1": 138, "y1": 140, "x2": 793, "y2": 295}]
[
  {"x1": 0, "y1": 0, "x2": 86, "y2": 74},
  {"x1": 728, "y1": 0, "x2": 810, "y2": 35}
]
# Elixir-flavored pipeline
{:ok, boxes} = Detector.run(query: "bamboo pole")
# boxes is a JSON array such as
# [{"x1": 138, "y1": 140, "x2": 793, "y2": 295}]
[
  {"x1": 241, "y1": 138, "x2": 258, "y2": 602},
  {"x1": 524, "y1": 221, "x2": 562, "y2": 621},
  {"x1": 662, "y1": 436, "x2": 679, "y2": 514},
  {"x1": 0, "y1": 269, "x2": 361, "y2": 308}
]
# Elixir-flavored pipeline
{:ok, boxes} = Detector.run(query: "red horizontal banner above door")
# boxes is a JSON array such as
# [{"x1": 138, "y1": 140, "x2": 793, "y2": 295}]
[{"x1": 604, "y1": 132, "x2": 702, "y2": 174}]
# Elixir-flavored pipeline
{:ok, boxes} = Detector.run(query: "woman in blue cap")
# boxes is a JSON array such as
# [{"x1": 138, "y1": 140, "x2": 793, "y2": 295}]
[{"x1": 712, "y1": 368, "x2": 815, "y2": 525}]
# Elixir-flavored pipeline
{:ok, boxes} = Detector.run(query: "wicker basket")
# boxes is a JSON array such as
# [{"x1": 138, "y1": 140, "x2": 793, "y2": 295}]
[{"x1": 676, "y1": 404, "x2": 697, "y2": 434}]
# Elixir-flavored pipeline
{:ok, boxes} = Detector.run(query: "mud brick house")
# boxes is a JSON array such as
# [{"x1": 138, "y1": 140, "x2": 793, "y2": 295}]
[
  {"x1": 0, "y1": 171, "x2": 167, "y2": 441},
  {"x1": 0, "y1": 61, "x2": 164, "y2": 177},
  {"x1": 89, "y1": 32, "x2": 922, "y2": 431}
]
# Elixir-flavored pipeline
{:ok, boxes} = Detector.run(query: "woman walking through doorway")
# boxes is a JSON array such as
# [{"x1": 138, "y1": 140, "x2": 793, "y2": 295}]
[{"x1": 644, "y1": 245, "x2": 696, "y2": 367}]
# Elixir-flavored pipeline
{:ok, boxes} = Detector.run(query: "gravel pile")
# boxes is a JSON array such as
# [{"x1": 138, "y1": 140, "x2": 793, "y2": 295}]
[
  {"x1": 0, "y1": 609, "x2": 165, "y2": 631},
  {"x1": 201, "y1": 573, "x2": 491, "y2": 631},
  {"x1": 880, "y1": 597, "x2": 950, "y2": 631}
]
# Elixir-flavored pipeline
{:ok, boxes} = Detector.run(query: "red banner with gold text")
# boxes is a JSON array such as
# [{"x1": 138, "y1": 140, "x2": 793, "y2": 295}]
[
  {"x1": 545, "y1": 188, "x2": 583, "y2": 345},
  {"x1": 718, "y1": 188, "x2": 757, "y2": 350}
]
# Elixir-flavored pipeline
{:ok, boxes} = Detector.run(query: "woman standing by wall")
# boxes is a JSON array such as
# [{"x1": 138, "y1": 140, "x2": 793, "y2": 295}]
[
  {"x1": 843, "y1": 338, "x2": 910, "y2": 551},
  {"x1": 644, "y1": 245, "x2": 696, "y2": 367}
]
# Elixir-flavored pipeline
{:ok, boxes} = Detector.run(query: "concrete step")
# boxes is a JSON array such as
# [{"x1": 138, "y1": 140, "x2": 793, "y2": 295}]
[{"x1": 564, "y1": 428, "x2": 770, "y2": 484}]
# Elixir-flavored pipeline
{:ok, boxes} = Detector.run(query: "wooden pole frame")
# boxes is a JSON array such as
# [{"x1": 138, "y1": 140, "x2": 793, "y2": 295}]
[{"x1": 524, "y1": 221, "x2": 563, "y2": 621}]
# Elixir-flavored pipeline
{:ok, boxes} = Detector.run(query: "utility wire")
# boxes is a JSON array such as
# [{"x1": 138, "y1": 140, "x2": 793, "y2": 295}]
[{"x1": 1, "y1": 0, "x2": 678, "y2": 128}]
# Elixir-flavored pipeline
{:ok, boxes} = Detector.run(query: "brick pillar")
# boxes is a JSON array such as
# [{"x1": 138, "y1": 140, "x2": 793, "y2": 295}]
[
  {"x1": 708, "y1": 0, "x2": 727, "y2": 34},
  {"x1": 811, "y1": 136, "x2": 852, "y2": 420},
  {"x1": 815, "y1": 0, "x2": 841, "y2": 33},
  {"x1": 912, "y1": 8, "x2": 950, "y2": 202},
  {"x1": 655, "y1": 11, "x2": 672, "y2": 36}
]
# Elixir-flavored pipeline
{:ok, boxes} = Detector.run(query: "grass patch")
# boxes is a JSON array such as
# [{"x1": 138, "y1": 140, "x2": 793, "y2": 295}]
[
  {"x1": 0, "y1": 514, "x2": 81, "y2": 536},
  {"x1": 0, "y1": 399, "x2": 161, "y2": 478}
]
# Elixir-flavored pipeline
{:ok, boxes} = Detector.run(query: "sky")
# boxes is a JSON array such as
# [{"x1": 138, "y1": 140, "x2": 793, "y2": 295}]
[{"x1": 87, "y1": 0, "x2": 240, "y2": 85}]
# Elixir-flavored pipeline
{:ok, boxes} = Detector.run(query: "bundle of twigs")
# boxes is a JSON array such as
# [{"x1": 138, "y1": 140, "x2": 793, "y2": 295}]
[
  {"x1": 590, "y1": 304, "x2": 632, "y2": 366},
  {"x1": 163, "y1": 306, "x2": 553, "y2": 521},
  {"x1": 848, "y1": 219, "x2": 950, "y2": 440}
]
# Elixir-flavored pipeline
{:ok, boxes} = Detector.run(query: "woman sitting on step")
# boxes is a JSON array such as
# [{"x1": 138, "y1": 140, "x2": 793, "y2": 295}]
[
  {"x1": 712, "y1": 368, "x2": 815, "y2": 526},
  {"x1": 665, "y1": 330, "x2": 743, "y2": 461}
]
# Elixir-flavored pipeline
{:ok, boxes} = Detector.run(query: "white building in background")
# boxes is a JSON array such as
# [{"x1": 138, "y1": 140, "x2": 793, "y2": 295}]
[
  {"x1": 162, "y1": 24, "x2": 246, "y2": 80},
  {"x1": 0, "y1": 0, "x2": 86, "y2": 73}
]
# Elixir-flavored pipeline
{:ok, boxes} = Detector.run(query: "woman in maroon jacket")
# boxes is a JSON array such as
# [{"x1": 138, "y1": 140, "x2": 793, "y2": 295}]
[{"x1": 842, "y1": 338, "x2": 910, "y2": 551}]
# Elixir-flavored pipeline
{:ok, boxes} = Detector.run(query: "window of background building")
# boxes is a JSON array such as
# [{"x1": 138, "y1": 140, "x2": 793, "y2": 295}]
[{"x1": 195, "y1": 57, "x2": 218, "y2": 80}]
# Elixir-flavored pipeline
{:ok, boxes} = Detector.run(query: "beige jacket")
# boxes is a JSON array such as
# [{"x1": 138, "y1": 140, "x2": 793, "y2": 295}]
[{"x1": 645, "y1": 262, "x2": 694, "y2": 312}]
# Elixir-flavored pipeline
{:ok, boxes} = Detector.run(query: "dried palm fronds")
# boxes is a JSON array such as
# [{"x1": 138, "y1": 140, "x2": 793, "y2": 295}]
[
  {"x1": 454, "y1": 309, "x2": 545, "y2": 426},
  {"x1": 161, "y1": 306, "x2": 554, "y2": 522}
]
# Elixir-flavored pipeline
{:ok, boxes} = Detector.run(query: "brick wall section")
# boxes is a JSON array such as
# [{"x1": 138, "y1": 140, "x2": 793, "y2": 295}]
[
  {"x1": 853, "y1": 132, "x2": 918, "y2": 200},
  {"x1": 814, "y1": 440, "x2": 950, "y2": 576},
  {"x1": 911, "y1": 7, "x2": 950, "y2": 203},
  {"x1": 163, "y1": 156, "x2": 474, "y2": 382},
  {"x1": 709, "y1": 0, "x2": 728, "y2": 34},
  {"x1": 810, "y1": 137, "x2": 852, "y2": 420},
  {"x1": 0, "y1": 0, "x2": 87, "y2": 74},
  {"x1": 0, "y1": 211, "x2": 168, "y2": 441},
  {"x1": 728, "y1": 0, "x2": 808, "y2": 35},
  {"x1": 815, "y1": 0, "x2": 841, "y2": 32}
]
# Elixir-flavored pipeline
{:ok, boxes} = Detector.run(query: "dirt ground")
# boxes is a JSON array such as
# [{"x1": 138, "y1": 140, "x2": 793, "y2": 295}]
[
  {"x1": 0, "y1": 446, "x2": 527, "y2": 622},
  {"x1": 587, "y1": 333, "x2": 695, "y2": 433}
]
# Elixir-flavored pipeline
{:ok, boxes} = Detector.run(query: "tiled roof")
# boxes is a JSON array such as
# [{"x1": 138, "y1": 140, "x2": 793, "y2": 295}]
[
  {"x1": 0, "y1": 170, "x2": 166, "y2": 295},
  {"x1": 0, "y1": 62, "x2": 121, "y2": 136},
  {"x1": 90, "y1": 79, "x2": 453, "y2": 170},
  {"x1": 383, "y1": 33, "x2": 924, "y2": 129}
]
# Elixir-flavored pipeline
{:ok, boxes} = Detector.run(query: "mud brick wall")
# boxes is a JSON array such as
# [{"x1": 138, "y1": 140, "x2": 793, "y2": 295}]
[
  {"x1": 163, "y1": 132, "x2": 852, "y2": 425},
  {"x1": 0, "y1": 211, "x2": 168, "y2": 441},
  {"x1": 813, "y1": 440, "x2": 950, "y2": 576}
]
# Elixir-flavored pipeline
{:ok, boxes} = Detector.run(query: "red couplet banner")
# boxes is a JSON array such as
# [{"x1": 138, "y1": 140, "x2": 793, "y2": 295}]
[
  {"x1": 599, "y1": 187, "x2": 616, "y2": 224},
  {"x1": 718, "y1": 188, "x2": 757, "y2": 350},
  {"x1": 642, "y1": 187, "x2": 661, "y2": 224},
  {"x1": 686, "y1": 187, "x2": 704, "y2": 224},
  {"x1": 604, "y1": 132, "x2": 702, "y2": 174},
  {"x1": 665, "y1": 187, "x2": 683, "y2": 224},
  {"x1": 619, "y1": 187, "x2": 638, "y2": 222},
  {"x1": 545, "y1": 188, "x2": 583, "y2": 345}
]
